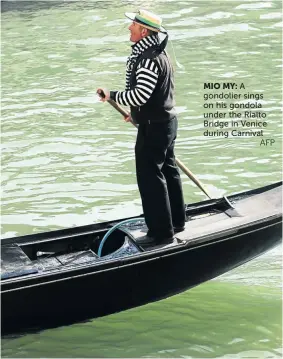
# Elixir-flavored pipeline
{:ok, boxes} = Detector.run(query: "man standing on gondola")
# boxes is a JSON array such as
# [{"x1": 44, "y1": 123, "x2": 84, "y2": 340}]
[{"x1": 97, "y1": 9, "x2": 186, "y2": 246}]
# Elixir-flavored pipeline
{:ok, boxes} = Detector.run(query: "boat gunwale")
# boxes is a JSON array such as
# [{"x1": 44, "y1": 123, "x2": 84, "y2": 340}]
[
  {"x1": 1, "y1": 181, "x2": 281, "y2": 247},
  {"x1": 1, "y1": 212, "x2": 281, "y2": 292},
  {"x1": 2, "y1": 218, "x2": 281, "y2": 294}
]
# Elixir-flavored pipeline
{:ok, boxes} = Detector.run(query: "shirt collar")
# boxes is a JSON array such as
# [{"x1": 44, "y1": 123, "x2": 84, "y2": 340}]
[{"x1": 131, "y1": 35, "x2": 160, "y2": 55}]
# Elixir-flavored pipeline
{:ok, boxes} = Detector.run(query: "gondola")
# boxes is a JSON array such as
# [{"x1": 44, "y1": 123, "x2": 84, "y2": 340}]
[{"x1": 1, "y1": 181, "x2": 282, "y2": 334}]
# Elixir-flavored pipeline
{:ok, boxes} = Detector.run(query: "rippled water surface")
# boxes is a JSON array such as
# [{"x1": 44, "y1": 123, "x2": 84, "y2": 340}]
[{"x1": 1, "y1": 0, "x2": 282, "y2": 357}]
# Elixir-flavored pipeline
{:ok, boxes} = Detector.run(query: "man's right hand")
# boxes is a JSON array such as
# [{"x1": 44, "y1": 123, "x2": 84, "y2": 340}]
[{"x1": 97, "y1": 88, "x2": 110, "y2": 102}]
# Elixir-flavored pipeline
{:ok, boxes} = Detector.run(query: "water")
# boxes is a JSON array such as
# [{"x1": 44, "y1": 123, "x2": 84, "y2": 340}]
[{"x1": 1, "y1": 0, "x2": 282, "y2": 357}]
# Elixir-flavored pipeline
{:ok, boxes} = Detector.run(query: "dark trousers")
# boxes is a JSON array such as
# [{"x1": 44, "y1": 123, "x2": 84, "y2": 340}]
[{"x1": 135, "y1": 118, "x2": 186, "y2": 240}]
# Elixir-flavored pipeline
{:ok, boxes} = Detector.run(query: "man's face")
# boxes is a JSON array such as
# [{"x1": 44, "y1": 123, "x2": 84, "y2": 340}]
[{"x1": 128, "y1": 22, "x2": 144, "y2": 42}]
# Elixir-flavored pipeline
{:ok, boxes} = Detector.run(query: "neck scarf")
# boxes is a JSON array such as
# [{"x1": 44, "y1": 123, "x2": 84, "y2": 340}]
[{"x1": 125, "y1": 34, "x2": 160, "y2": 90}]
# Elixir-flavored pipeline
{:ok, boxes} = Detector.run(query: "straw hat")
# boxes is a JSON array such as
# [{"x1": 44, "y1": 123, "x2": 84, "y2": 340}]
[{"x1": 125, "y1": 9, "x2": 167, "y2": 34}]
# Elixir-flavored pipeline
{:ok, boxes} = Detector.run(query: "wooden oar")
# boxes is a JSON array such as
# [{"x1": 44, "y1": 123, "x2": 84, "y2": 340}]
[{"x1": 97, "y1": 89, "x2": 211, "y2": 199}]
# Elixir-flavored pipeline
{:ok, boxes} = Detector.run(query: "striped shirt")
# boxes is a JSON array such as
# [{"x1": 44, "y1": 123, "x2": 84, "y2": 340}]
[{"x1": 110, "y1": 35, "x2": 160, "y2": 107}]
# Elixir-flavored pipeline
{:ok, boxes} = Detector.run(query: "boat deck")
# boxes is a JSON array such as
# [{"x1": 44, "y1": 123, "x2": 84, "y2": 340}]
[{"x1": 126, "y1": 185, "x2": 281, "y2": 251}]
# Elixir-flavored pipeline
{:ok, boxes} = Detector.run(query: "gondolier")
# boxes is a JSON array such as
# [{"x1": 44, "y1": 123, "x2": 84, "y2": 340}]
[{"x1": 97, "y1": 9, "x2": 186, "y2": 246}]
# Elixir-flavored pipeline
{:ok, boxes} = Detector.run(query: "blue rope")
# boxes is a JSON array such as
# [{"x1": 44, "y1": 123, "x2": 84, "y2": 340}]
[{"x1": 97, "y1": 218, "x2": 141, "y2": 257}]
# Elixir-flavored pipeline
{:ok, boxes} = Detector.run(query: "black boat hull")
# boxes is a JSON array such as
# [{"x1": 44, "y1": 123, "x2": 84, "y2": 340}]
[
  {"x1": 1, "y1": 182, "x2": 282, "y2": 334},
  {"x1": 2, "y1": 217, "x2": 281, "y2": 334}
]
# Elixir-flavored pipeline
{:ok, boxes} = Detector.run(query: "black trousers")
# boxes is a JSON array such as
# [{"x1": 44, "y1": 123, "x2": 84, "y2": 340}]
[{"x1": 135, "y1": 117, "x2": 186, "y2": 240}]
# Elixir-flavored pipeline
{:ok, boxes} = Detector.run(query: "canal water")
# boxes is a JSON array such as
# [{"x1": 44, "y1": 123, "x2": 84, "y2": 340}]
[{"x1": 1, "y1": 1, "x2": 282, "y2": 358}]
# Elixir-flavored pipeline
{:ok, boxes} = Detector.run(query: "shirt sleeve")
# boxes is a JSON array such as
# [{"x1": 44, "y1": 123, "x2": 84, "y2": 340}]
[{"x1": 110, "y1": 58, "x2": 159, "y2": 107}]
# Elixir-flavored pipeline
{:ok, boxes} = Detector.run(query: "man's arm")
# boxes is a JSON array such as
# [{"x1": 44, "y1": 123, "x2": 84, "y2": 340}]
[{"x1": 110, "y1": 59, "x2": 159, "y2": 107}]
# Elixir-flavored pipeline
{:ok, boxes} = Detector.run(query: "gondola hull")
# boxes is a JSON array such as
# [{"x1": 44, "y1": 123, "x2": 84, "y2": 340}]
[{"x1": 1, "y1": 182, "x2": 282, "y2": 334}]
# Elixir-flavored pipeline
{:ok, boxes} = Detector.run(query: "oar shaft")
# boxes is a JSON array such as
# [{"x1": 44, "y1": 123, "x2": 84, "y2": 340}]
[
  {"x1": 108, "y1": 99, "x2": 128, "y2": 118},
  {"x1": 175, "y1": 158, "x2": 211, "y2": 199},
  {"x1": 108, "y1": 99, "x2": 138, "y2": 128},
  {"x1": 98, "y1": 90, "x2": 212, "y2": 199}
]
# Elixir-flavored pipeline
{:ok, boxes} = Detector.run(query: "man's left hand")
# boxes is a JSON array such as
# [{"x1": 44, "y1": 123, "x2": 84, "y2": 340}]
[
  {"x1": 97, "y1": 88, "x2": 110, "y2": 102},
  {"x1": 124, "y1": 115, "x2": 132, "y2": 123}
]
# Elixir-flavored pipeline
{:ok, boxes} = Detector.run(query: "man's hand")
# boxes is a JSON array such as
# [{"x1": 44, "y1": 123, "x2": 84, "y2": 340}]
[
  {"x1": 97, "y1": 88, "x2": 110, "y2": 102},
  {"x1": 124, "y1": 115, "x2": 132, "y2": 123}
]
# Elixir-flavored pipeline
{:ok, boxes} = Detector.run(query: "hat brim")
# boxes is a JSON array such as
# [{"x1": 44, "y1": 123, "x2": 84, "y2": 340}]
[{"x1": 125, "y1": 12, "x2": 167, "y2": 34}]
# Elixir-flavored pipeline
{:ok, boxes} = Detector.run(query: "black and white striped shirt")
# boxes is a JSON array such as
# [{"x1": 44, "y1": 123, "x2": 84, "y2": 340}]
[{"x1": 110, "y1": 35, "x2": 160, "y2": 107}]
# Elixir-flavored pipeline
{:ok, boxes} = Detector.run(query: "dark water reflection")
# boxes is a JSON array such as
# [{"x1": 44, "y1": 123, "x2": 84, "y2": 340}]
[{"x1": 1, "y1": 280, "x2": 282, "y2": 358}]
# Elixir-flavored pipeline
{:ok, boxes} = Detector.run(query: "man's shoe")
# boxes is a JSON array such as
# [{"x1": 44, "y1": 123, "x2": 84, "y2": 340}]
[
  {"x1": 136, "y1": 235, "x2": 175, "y2": 247},
  {"x1": 173, "y1": 226, "x2": 185, "y2": 234},
  {"x1": 135, "y1": 235, "x2": 156, "y2": 246},
  {"x1": 156, "y1": 237, "x2": 175, "y2": 245}
]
